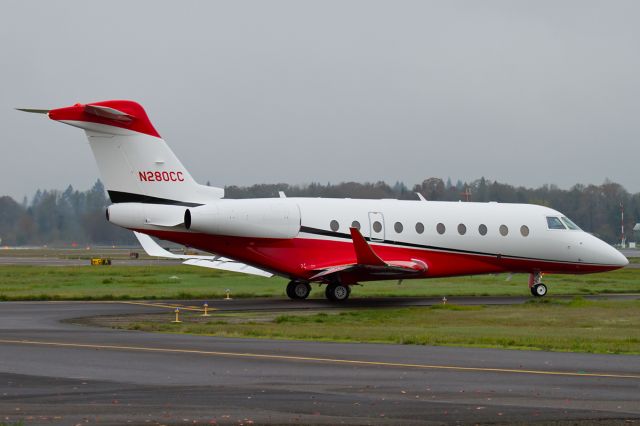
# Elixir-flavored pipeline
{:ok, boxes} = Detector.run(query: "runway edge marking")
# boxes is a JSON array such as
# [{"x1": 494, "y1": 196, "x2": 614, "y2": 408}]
[{"x1": 0, "y1": 338, "x2": 638, "y2": 380}]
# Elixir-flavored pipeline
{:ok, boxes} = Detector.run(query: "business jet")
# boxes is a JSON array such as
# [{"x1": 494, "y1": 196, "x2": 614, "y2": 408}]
[{"x1": 18, "y1": 100, "x2": 628, "y2": 301}]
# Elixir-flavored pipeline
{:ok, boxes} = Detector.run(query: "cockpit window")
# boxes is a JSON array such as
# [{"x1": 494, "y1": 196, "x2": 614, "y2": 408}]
[
  {"x1": 561, "y1": 216, "x2": 581, "y2": 230},
  {"x1": 546, "y1": 216, "x2": 566, "y2": 230}
]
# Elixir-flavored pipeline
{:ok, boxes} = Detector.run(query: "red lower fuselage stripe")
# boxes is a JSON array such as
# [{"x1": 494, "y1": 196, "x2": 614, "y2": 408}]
[{"x1": 139, "y1": 229, "x2": 619, "y2": 281}]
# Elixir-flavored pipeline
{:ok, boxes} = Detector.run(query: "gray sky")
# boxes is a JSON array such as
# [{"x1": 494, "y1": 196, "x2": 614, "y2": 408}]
[{"x1": 1, "y1": 1, "x2": 639, "y2": 201}]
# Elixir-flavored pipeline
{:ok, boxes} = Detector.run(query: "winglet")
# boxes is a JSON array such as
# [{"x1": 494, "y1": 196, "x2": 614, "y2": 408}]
[{"x1": 349, "y1": 227, "x2": 387, "y2": 266}]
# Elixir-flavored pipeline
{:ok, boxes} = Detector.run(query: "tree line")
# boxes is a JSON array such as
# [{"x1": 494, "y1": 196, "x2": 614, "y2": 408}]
[{"x1": 0, "y1": 178, "x2": 637, "y2": 246}]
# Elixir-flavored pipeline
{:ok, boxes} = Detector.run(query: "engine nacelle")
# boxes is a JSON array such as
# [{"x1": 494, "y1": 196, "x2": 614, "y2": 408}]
[
  {"x1": 185, "y1": 199, "x2": 300, "y2": 239},
  {"x1": 107, "y1": 203, "x2": 186, "y2": 229}
]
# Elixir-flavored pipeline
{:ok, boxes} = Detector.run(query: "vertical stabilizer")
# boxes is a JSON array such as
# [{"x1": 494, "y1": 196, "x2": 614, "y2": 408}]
[{"x1": 43, "y1": 100, "x2": 223, "y2": 205}]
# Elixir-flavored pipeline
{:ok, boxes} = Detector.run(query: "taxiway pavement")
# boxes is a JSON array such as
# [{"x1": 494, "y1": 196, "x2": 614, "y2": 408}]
[{"x1": 0, "y1": 300, "x2": 638, "y2": 425}]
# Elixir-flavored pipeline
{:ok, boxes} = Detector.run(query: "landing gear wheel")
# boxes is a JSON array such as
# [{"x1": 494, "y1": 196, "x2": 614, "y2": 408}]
[
  {"x1": 325, "y1": 283, "x2": 350, "y2": 302},
  {"x1": 286, "y1": 281, "x2": 311, "y2": 300},
  {"x1": 531, "y1": 283, "x2": 547, "y2": 297}
]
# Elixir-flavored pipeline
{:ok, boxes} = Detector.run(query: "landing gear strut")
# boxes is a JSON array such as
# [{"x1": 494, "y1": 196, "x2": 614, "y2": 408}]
[
  {"x1": 286, "y1": 280, "x2": 311, "y2": 300},
  {"x1": 529, "y1": 272, "x2": 547, "y2": 297},
  {"x1": 325, "y1": 282, "x2": 351, "y2": 302}
]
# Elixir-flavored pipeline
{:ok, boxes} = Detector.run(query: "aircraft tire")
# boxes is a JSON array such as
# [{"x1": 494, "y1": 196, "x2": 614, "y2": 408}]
[
  {"x1": 286, "y1": 282, "x2": 295, "y2": 299},
  {"x1": 325, "y1": 283, "x2": 350, "y2": 302},
  {"x1": 294, "y1": 282, "x2": 311, "y2": 299},
  {"x1": 532, "y1": 283, "x2": 547, "y2": 297},
  {"x1": 286, "y1": 281, "x2": 311, "y2": 300}
]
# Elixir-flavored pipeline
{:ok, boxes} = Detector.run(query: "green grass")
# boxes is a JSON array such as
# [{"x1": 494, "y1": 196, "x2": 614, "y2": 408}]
[
  {"x1": 119, "y1": 298, "x2": 640, "y2": 354},
  {"x1": 1, "y1": 265, "x2": 640, "y2": 300},
  {"x1": 0, "y1": 265, "x2": 286, "y2": 300}
]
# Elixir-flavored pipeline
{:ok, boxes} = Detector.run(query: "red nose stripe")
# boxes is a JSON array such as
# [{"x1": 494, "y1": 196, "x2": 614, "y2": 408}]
[{"x1": 48, "y1": 100, "x2": 161, "y2": 138}]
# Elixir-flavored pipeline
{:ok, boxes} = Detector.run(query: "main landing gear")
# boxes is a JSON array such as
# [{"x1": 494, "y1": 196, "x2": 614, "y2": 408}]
[
  {"x1": 325, "y1": 282, "x2": 351, "y2": 302},
  {"x1": 286, "y1": 280, "x2": 311, "y2": 300},
  {"x1": 285, "y1": 280, "x2": 353, "y2": 302},
  {"x1": 529, "y1": 272, "x2": 548, "y2": 297}
]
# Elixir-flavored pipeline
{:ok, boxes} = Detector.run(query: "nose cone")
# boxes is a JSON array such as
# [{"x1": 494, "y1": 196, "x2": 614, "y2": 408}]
[
  {"x1": 598, "y1": 239, "x2": 629, "y2": 268},
  {"x1": 581, "y1": 233, "x2": 629, "y2": 270},
  {"x1": 610, "y1": 246, "x2": 630, "y2": 268}
]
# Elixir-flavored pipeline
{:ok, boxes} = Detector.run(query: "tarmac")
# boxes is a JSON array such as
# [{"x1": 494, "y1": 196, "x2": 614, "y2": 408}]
[{"x1": 0, "y1": 298, "x2": 639, "y2": 425}]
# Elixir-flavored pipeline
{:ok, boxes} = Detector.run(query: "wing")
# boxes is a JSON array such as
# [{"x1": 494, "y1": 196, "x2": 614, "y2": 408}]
[
  {"x1": 133, "y1": 231, "x2": 273, "y2": 278},
  {"x1": 182, "y1": 258, "x2": 273, "y2": 277},
  {"x1": 308, "y1": 228, "x2": 427, "y2": 282}
]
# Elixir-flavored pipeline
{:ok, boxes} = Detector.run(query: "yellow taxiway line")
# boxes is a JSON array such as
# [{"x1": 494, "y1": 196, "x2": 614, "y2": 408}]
[
  {"x1": 3, "y1": 300, "x2": 210, "y2": 312},
  {"x1": 0, "y1": 338, "x2": 638, "y2": 380},
  {"x1": 117, "y1": 301, "x2": 207, "y2": 312}
]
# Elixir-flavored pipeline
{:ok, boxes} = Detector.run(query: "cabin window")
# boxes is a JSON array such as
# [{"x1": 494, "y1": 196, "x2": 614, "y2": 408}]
[
  {"x1": 351, "y1": 220, "x2": 361, "y2": 230},
  {"x1": 330, "y1": 220, "x2": 339, "y2": 232},
  {"x1": 373, "y1": 221, "x2": 383, "y2": 233},
  {"x1": 394, "y1": 222, "x2": 403, "y2": 233},
  {"x1": 546, "y1": 216, "x2": 566, "y2": 230},
  {"x1": 478, "y1": 224, "x2": 487, "y2": 235},
  {"x1": 520, "y1": 225, "x2": 530, "y2": 237},
  {"x1": 499, "y1": 225, "x2": 509, "y2": 236},
  {"x1": 458, "y1": 223, "x2": 467, "y2": 235},
  {"x1": 415, "y1": 222, "x2": 424, "y2": 234},
  {"x1": 561, "y1": 216, "x2": 581, "y2": 230},
  {"x1": 437, "y1": 223, "x2": 446, "y2": 234}
]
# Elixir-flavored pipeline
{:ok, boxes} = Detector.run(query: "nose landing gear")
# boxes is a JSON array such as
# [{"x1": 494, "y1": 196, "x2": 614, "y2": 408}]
[
  {"x1": 529, "y1": 272, "x2": 547, "y2": 297},
  {"x1": 531, "y1": 283, "x2": 547, "y2": 297}
]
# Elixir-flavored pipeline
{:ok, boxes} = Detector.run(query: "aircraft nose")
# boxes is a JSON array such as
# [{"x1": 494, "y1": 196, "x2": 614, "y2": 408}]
[
  {"x1": 613, "y1": 247, "x2": 629, "y2": 267},
  {"x1": 583, "y1": 233, "x2": 629, "y2": 268},
  {"x1": 602, "y1": 241, "x2": 629, "y2": 268}
]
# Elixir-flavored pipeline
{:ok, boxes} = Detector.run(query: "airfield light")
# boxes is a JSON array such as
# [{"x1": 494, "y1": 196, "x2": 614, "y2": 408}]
[
  {"x1": 172, "y1": 307, "x2": 182, "y2": 323},
  {"x1": 202, "y1": 302, "x2": 211, "y2": 317}
]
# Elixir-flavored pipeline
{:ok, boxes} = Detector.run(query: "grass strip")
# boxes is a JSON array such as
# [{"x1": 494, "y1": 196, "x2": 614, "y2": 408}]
[{"x1": 112, "y1": 298, "x2": 640, "y2": 354}]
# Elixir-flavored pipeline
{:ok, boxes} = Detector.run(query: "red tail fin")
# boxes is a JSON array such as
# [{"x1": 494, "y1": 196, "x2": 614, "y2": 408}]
[{"x1": 48, "y1": 100, "x2": 160, "y2": 138}]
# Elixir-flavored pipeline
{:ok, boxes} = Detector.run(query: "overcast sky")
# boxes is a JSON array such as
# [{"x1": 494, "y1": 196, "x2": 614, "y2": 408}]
[{"x1": 1, "y1": 1, "x2": 639, "y2": 201}]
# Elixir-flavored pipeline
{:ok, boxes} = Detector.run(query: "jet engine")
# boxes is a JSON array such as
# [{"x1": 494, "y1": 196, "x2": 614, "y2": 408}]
[
  {"x1": 106, "y1": 203, "x2": 186, "y2": 229},
  {"x1": 185, "y1": 199, "x2": 300, "y2": 239}
]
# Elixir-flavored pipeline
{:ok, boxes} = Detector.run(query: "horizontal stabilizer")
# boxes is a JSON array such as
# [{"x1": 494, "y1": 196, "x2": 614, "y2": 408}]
[
  {"x1": 16, "y1": 108, "x2": 50, "y2": 114},
  {"x1": 84, "y1": 104, "x2": 133, "y2": 122}
]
